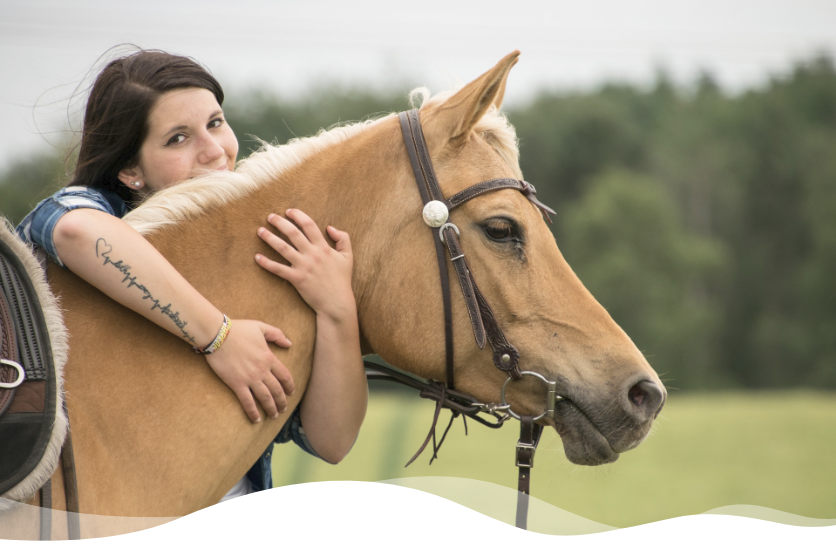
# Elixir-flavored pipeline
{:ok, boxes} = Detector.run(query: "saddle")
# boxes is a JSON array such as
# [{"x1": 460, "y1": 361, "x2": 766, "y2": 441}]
[{"x1": 0, "y1": 221, "x2": 68, "y2": 514}]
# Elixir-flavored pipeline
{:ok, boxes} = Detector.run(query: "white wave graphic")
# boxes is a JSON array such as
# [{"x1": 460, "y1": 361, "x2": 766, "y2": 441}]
[{"x1": 1, "y1": 480, "x2": 833, "y2": 555}]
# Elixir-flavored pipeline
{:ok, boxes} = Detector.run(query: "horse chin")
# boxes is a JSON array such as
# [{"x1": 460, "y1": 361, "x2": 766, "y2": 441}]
[{"x1": 548, "y1": 400, "x2": 619, "y2": 466}]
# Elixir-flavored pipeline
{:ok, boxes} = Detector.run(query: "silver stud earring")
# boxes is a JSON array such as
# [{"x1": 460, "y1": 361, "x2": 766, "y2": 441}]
[{"x1": 130, "y1": 180, "x2": 142, "y2": 187}]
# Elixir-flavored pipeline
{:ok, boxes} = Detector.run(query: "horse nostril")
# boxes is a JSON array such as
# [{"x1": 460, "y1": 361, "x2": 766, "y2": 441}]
[
  {"x1": 626, "y1": 380, "x2": 664, "y2": 421},
  {"x1": 628, "y1": 383, "x2": 645, "y2": 407}
]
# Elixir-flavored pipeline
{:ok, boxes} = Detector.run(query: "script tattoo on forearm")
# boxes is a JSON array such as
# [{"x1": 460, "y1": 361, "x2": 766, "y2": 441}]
[{"x1": 95, "y1": 238, "x2": 197, "y2": 345}]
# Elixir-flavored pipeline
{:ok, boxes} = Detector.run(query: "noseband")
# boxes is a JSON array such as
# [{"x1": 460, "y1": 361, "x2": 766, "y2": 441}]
[{"x1": 383, "y1": 109, "x2": 560, "y2": 529}]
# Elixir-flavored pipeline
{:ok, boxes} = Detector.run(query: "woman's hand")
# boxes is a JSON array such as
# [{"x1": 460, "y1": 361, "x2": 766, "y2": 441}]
[
  {"x1": 204, "y1": 319, "x2": 295, "y2": 423},
  {"x1": 255, "y1": 209, "x2": 355, "y2": 321}
]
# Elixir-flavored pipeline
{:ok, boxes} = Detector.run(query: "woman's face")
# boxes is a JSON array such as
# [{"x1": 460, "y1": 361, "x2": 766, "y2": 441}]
[{"x1": 118, "y1": 87, "x2": 238, "y2": 193}]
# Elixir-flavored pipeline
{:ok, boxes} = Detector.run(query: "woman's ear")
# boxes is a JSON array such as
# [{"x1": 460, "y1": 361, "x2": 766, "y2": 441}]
[{"x1": 118, "y1": 166, "x2": 145, "y2": 191}]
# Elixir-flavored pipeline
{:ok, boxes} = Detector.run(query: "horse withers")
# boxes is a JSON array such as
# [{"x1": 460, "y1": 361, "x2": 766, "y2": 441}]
[{"x1": 0, "y1": 51, "x2": 665, "y2": 538}]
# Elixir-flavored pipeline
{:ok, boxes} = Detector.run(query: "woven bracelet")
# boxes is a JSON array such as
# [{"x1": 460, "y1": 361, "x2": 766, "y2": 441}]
[{"x1": 193, "y1": 314, "x2": 232, "y2": 355}]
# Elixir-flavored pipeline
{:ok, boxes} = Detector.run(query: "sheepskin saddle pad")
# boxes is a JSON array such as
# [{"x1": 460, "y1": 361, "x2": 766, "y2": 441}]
[{"x1": 0, "y1": 222, "x2": 68, "y2": 508}]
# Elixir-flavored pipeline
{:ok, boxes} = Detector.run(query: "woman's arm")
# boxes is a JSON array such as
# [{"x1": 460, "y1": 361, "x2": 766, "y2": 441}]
[
  {"x1": 301, "y1": 304, "x2": 366, "y2": 464},
  {"x1": 255, "y1": 209, "x2": 367, "y2": 464},
  {"x1": 53, "y1": 208, "x2": 296, "y2": 423}
]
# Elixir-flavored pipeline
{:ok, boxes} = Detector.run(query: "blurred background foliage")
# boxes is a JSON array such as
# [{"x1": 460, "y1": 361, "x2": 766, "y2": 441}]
[{"x1": 2, "y1": 55, "x2": 835, "y2": 392}]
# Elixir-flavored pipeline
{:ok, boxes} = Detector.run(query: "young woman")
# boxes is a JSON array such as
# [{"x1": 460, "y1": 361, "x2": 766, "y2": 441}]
[{"x1": 16, "y1": 48, "x2": 368, "y2": 499}]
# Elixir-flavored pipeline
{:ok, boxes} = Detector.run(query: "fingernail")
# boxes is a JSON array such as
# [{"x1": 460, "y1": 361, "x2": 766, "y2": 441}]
[
  {"x1": 280, "y1": 407, "x2": 287, "y2": 413},
  {"x1": 255, "y1": 417, "x2": 262, "y2": 423},
  {"x1": 268, "y1": 213, "x2": 276, "y2": 220},
  {"x1": 286, "y1": 208, "x2": 294, "y2": 214},
  {"x1": 271, "y1": 413, "x2": 279, "y2": 420},
  {"x1": 255, "y1": 254, "x2": 261, "y2": 261},
  {"x1": 258, "y1": 227, "x2": 265, "y2": 235}
]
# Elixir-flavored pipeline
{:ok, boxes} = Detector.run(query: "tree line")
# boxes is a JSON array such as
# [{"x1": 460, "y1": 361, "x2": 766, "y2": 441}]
[{"x1": 2, "y1": 55, "x2": 835, "y2": 390}]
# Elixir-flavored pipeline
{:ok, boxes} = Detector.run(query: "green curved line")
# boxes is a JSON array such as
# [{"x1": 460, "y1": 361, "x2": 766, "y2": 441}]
[
  {"x1": 702, "y1": 505, "x2": 836, "y2": 527},
  {"x1": 378, "y1": 477, "x2": 836, "y2": 534},
  {"x1": 380, "y1": 476, "x2": 616, "y2": 535}
]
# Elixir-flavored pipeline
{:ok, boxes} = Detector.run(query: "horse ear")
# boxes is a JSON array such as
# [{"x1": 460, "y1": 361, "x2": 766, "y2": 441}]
[
  {"x1": 424, "y1": 50, "x2": 519, "y2": 148},
  {"x1": 493, "y1": 72, "x2": 509, "y2": 111}
]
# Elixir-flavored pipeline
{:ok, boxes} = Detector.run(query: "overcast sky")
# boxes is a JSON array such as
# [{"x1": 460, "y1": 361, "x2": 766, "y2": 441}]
[{"x1": 1, "y1": 0, "x2": 835, "y2": 172}]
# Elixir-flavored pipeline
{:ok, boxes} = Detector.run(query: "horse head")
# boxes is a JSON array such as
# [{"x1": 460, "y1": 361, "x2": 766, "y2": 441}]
[{"x1": 359, "y1": 51, "x2": 666, "y2": 466}]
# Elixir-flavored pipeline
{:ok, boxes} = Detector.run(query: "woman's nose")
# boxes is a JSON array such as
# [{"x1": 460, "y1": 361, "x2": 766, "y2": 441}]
[{"x1": 198, "y1": 133, "x2": 225, "y2": 164}]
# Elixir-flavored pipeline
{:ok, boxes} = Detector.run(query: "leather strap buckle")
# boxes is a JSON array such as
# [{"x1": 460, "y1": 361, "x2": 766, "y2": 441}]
[
  {"x1": 439, "y1": 222, "x2": 460, "y2": 244},
  {"x1": 515, "y1": 441, "x2": 536, "y2": 468}
]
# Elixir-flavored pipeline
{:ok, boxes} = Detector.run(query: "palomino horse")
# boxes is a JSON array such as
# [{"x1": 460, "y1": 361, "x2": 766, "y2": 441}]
[{"x1": 1, "y1": 51, "x2": 665, "y2": 538}]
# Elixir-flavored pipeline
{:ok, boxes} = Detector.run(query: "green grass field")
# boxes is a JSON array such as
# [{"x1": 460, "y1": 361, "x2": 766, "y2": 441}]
[{"x1": 271, "y1": 390, "x2": 836, "y2": 528}]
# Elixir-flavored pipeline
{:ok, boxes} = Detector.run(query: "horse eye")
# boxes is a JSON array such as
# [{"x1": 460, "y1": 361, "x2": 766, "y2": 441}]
[{"x1": 484, "y1": 220, "x2": 514, "y2": 241}]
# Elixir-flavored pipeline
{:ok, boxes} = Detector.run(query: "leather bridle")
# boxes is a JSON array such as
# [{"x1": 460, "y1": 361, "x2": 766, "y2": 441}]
[
  {"x1": 398, "y1": 109, "x2": 556, "y2": 391},
  {"x1": 372, "y1": 109, "x2": 562, "y2": 529}
]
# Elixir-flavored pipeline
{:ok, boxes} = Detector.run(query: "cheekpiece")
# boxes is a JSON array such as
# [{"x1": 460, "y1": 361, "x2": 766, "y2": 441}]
[{"x1": 422, "y1": 200, "x2": 449, "y2": 228}]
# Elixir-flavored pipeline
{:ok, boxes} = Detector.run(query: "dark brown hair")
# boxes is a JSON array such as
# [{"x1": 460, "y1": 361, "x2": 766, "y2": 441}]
[{"x1": 69, "y1": 48, "x2": 224, "y2": 203}]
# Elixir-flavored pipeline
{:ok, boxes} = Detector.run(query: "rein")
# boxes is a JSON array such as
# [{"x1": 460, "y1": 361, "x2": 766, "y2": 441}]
[{"x1": 366, "y1": 109, "x2": 560, "y2": 530}]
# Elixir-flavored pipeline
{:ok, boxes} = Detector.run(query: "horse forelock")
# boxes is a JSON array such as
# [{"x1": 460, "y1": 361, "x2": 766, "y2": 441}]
[{"x1": 124, "y1": 87, "x2": 520, "y2": 236}]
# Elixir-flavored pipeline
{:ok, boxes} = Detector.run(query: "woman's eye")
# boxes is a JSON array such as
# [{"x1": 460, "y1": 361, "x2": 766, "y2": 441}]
[
  {"x1": 166, "y1": 133, "x2": 186, "y2": 146},
  {"x1": 484, "y1": 220, "x2": 514, "y2": 241},
  {"x1": 209, "y1": 118, "x2": 224, "y2": 129}
]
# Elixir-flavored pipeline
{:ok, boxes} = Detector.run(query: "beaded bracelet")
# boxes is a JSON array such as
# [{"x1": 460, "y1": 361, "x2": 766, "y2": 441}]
[{"x1": 193, "y1": 314, "x2": 232, "y2": 355}]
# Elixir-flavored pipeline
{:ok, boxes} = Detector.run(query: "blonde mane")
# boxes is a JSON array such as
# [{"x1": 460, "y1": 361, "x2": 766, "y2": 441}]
[{"x1": 124, "y1": 89, "x2": 521, "y2": 237}]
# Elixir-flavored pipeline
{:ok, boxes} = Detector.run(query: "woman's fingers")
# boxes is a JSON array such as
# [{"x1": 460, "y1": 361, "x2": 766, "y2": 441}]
[
  {"x1": 263, "y1": 211, "x2": 347, "y2": 258},
  {"x1": 205, "y1": 319, "x2": 296, "y2": 423},
  {"x1": 327, "y1": 226, "x2": 352, "y2": 255},
  {"x1": 251, "y1": 382, "x2": 280, "y2": 420},
  {"x1": 261, "y1": 322, "x2": 295, "y2": 395},
  {"x1": 237, "y1": 357, "x2": 290, "y2": 421},
  {"x1": 262, "y1": 322, "x2": 293, "y2": 349},
  {"x1": 271, "y1": 358, "x2": 295, "y2": 399},
  {"x1": 263, "y1": 373, "x2": 289, "y2": 415},
  {"x1": 285, "y1": 208, "x2": 328, "y2": 248},
  {"x1": 233, "y1": 386, "x2": 263, "y2": 423},
  {"x1": 256, "y1": 211, "x2": 355, "y2": 317},
  {"x1": 240, "y1": 360, "x2": 290, "y2": 422},
  {"x1": 268, "y1": 213, "x2": 311, "y2": 253},
  {"x1": 258, "y1": 226, "x2": 301, "y2": 265},
  {"x1": 255, "y1": 253, "x2": 301, "y2": 284}
]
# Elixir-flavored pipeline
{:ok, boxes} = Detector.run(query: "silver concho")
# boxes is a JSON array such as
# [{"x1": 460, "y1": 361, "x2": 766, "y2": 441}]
[{"x1": 422, "y1": 200, "x2": 449, "y2": 227}]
